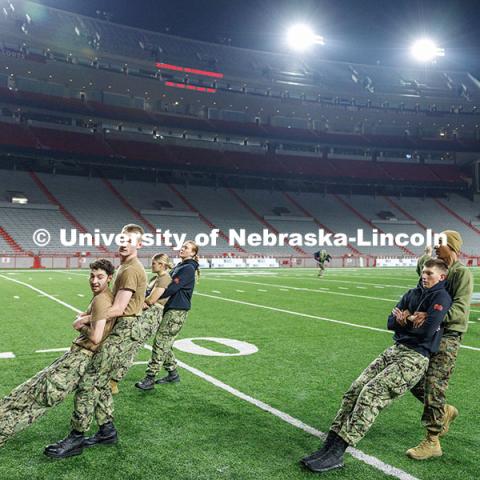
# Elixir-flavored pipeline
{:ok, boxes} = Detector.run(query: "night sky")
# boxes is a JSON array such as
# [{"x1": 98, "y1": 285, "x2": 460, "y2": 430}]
[{"x1": 36, "y1": 0, "x2": 480, "y2": 71}]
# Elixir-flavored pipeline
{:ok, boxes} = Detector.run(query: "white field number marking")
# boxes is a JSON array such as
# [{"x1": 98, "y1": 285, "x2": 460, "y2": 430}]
[{"x1": 174, "y1": 337, "x2": 258, "y2": 357}]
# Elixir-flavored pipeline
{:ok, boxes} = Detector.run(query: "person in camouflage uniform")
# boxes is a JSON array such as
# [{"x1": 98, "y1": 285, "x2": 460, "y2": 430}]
[
  {"x1": 314, "y1": 250, "x2": 332, "y2": 277},
  {"x1": 407, "y1": 230, "x2": 473, "y2": 460},
  {"x1": 0, "y1": 259, "x2": 115, "y2": 450},
  {"x1": 44, "y1": 224, "x2": 147, "y2": 459},
  {"x1": 109, "y1": 253, "x2": 172, "y2": 391},
  {"x1": 135, "y1": 241, "x2": 200, "y2": 390},
  {"x1": 302, "y1": 259, "x2": 451, "y2": 474}
]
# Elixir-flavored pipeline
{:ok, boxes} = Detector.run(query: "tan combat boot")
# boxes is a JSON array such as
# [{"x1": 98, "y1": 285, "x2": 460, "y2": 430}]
[
  {"x1": 440, "y1": 404, "x2": 458, "y2": 437},
  {"x1": 406, "y1": 433, "x2": 442, "y2": 460},
  {"x1": 110, "y1": 379, "x2": 119, "y2": 395}
]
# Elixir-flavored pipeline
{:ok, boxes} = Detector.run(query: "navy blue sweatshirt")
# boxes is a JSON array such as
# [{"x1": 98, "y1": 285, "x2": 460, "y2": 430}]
[
  {"x1": 387, "y1": 279, "x2": 452, "y2": 357},
  {"x1": 159, "y1": 259, "x2": 199, "y2": 312}
]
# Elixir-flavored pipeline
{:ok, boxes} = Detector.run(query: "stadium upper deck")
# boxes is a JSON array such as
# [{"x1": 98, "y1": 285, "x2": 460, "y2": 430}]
[{"x1": 1, "y1": 0, "x2": 479, "y2": 106}]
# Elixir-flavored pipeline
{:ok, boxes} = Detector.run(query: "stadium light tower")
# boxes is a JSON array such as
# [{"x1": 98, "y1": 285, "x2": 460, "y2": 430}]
[
  {"x1": 410, "y1": 38, "x2": 445, "y2": 62},
  {"x1": 286, "y1": 24, "x2": 325, "y2": 52}
]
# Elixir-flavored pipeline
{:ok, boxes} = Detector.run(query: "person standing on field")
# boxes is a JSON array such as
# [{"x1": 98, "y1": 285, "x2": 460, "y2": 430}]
[
  {"x1": 406, "y1": 230, "x2": 473, "y2": 460},
  {"x1": 135, "y1": 241, "x2": 199, "y2": 390}
]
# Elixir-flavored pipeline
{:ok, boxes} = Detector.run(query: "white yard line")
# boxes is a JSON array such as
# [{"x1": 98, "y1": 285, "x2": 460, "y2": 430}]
[
  {"x1": 210, "y1": 276, "x2": 480, "y2": 314},
  {"x1": 196, "y1": 293, "x2": 392, "y2": 334},
  {"x1": 0, "y1": 275, "x2": 81, "y2": 313},
  {"x1": 274, "y1": 277, "x2": 410, "y2": 289},
  {"x1": 3, "y1": 272, "x2": 478, "y2": 352},
  {"x1": 0, "y1": 275, "x2": 420, "y2": 480},
  {"x1": 36, "y1": 348, "x2": 70, "y2": 353},
  {"x1": 151, "y1": 344, "x2": 420, "y2": 480},
  {"x1": 195, "y1": 292, "x2": 480, "y2": 353},
  {"x1": 205, "y1": 278, "x2": 398, "y2": 303},
  {"x1": 0, "y1": 352, "x2": 15, "y2": 359}
]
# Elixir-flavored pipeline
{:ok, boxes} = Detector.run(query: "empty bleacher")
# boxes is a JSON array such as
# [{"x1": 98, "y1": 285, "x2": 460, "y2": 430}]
[{"x1": 0, "y1": 169, "x2": 479, "y2": 258}]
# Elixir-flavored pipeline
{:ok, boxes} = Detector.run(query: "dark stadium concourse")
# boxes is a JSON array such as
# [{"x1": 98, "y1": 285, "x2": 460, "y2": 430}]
[{"x1": 0, "y1": 1, "x2": 479, "y2": 479}]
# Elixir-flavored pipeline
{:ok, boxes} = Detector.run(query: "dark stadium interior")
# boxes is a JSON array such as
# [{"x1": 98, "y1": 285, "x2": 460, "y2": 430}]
[{"x1": 1, "y1": 0, "x2": 480, "y2": 263}]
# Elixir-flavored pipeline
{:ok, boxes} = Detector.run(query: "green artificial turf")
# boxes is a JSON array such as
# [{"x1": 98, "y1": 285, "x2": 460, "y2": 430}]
[{"x1": 0, "y1": 267, "x2": 478, "y2": 479}]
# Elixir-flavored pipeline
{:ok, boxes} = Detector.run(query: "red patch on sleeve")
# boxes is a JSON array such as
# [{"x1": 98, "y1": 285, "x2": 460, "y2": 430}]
[
  {"x1": 433, "y1": 304, "x2": 443, "y2": 311},
  {"x1": 173, "y1": 277, "x2": 180, "y2": 284}
]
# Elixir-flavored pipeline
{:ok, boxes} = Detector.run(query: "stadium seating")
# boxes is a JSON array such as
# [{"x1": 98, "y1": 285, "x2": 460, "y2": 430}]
[
  {"x1": 0, "y1": 170, "x2": 479, "y2": 258},
  {"x1": 384, "y1": 196, "x2": 479, "y2": 255}
]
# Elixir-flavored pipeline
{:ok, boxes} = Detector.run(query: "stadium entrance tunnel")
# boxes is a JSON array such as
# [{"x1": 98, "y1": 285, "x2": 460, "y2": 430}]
[{"x1": 173, "y1": 337, "x2": 258, "y2": 357}]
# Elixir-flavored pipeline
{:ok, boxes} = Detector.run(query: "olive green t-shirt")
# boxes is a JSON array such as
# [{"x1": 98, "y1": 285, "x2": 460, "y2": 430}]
[
  {"x1": 112, "y1": 257, "x2": 147, "y2": 316},
  {"x1": 74, "y1": 289, "x2": 114, "y2": 352},
  {"x1": 146, "y1": 272, "x2": 172, "y2": 306}
]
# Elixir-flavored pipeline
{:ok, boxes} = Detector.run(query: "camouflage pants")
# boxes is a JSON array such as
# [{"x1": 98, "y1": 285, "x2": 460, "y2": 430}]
[
  {"x1": 410, "y1": 332, "x2": 462, "y2": 434},
  {"x1": 0, "y1": 348, "x2": 110, "y2": 447},
  {"x1": 330, "y1": 344, "x2": 429, "y2": 446},
  {"x1": 110, "y1": 305, "x2": 163, "y2": 382},
  {"x1": 146, "y1": 309, "x2": 188, "y2": 377},
  {"x1": 71, "y1": 309, "x2": 158, "y2": 433}
]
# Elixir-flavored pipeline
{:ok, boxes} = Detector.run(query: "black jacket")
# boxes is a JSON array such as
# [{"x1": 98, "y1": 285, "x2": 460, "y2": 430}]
[
  {"x1": 387, "y1": 279, "x2": 452, "y2": 357},
  {"x1": 160, "y1": 259, "x2": 199, "y2": 312}
]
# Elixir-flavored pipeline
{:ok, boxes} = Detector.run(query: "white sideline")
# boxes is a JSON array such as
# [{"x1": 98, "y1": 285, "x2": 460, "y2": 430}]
[
  {"x1": 0, "y1": 274, "x2": 420, "y2": 480},
  {"x1": 196, "y1": 292, "x2": 480, "y2": 352}
]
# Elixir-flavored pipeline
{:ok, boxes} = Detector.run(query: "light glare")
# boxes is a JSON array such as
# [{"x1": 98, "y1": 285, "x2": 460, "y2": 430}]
[
  {"x1": 410, "y1": 38, "x2": 445, "y2": 62},
  {"x1": 287, "y1": 24, "x2": 324, "y2": 51}
]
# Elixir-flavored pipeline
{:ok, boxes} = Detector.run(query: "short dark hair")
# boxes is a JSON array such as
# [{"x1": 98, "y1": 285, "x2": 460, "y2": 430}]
[
  {"x1": 89, "y1": 258, "x2": 115, "y2": 276},
  {"x1": 424, "y1": 258, "x2": 448, "y2": 274}
]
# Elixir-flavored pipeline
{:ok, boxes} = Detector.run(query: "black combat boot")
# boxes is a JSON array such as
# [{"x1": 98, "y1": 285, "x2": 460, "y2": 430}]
[
  {"x1": 135, "y1": 376, "x2": 156, "y2": 390},
  {"x1": 83, "y1": 421, "x2": 118, "y2": 447},
  {"x1": 43, "y1": 430, "x2": 85, "y2": 459},
  {"x1": 306, "y1": 434, "x2": 348, "y2": 473},
  {"x1": 300, "y1": 430, "x2": 337, "y2": 465},
  {"x1": 155, "y1": 370, "x2": 180, "y2": 384}
]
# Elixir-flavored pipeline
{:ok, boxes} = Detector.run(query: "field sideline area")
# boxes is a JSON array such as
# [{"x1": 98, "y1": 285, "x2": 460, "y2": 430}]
[{"x1": 0, "y1": 267, "x2": 478, "y2": 480}]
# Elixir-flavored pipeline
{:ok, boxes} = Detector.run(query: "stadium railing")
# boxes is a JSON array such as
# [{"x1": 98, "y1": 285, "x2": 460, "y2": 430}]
[{"x1": 8, "y1": 253, "x2": 472, "y2": 269}]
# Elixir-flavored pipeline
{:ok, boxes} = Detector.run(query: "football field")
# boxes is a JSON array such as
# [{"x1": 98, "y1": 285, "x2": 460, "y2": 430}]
[{"x1": 0, "y1": 267, "x2": 478, "y2": 480}]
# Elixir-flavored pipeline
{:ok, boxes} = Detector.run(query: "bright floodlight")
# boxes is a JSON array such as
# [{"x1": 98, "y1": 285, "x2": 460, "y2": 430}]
[
  {"x1": 287, "y1": 24, "x2": 325, "y2": 52},
  {"x1": 410, "y1": 38, "x2": 445, "y2": 62}
]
